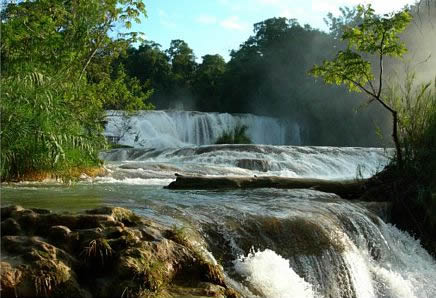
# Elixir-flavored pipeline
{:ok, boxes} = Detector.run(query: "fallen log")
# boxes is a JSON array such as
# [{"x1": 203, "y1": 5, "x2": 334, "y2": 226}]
[{"x1": 165, "y1": 175, "x2": 367, "y2": 200}]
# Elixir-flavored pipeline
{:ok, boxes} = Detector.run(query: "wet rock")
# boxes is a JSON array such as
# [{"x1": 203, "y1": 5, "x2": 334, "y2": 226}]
[
  {"x1": 0, "y1": 205, "x2": 240, "y2": 298},
  {"x1": 1, "y1": 218, "x2": 21, "y2": 236},
  {"x1": 1, "y1": 235, "x2": 84, "y2": 298},
  {"x1": 236, "y1": 159, "x2": 270, "y2": 172},
  {"x1": 86, "y1": 206, "x2": 142, "y2": 227},
  {"x1": 357, "y1": 201, "x2": 392, "y2": 222},
  {"x1": 166, "y1": 175, "x2": 367, "y2": 200},
  {"x1": 1, "y1": 205, "x2": 24, "y2": 219},
  {"x1": 49, "y1": 225, "x2": 72, "y2": 239},
  {"x1": 30, "y1": 208, "x2": 51, "y2": 215}
]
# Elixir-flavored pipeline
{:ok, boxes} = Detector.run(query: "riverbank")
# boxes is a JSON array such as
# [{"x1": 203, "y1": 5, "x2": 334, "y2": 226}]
[
  {"x1": 3, "y1": 167, "x2": 107, "y2": 184},
  {"x1": 0, "y1": 206, "x2": 240, "y2": 298}
]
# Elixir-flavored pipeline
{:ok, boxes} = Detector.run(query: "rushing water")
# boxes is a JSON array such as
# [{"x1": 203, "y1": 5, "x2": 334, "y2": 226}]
[
  {"x1": 2, "y1": 111, "x2": 435, "y2": 297},
  {"x1": 104, "y1": 110, "x2": 301, "y2": 148}
]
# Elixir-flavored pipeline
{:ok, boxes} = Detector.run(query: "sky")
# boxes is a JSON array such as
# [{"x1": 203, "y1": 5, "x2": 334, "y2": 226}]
[{"x1": 123, "y1": 0, "x2": 417, "y2": 61}]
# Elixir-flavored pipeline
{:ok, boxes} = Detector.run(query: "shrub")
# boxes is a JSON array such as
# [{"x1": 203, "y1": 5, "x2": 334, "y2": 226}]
[
  {"x1": 386, "y1": 73, "x2": 436, "y2": 185},
  {"x1": 0, "y1": 72, "x2": 105, "y2": 180},
  {"x1": 215, "y1": 124, "x2": 252, "y2": 144}
]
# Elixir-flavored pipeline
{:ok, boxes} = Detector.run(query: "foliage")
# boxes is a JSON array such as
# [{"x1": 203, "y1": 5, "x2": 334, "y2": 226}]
[
  {"x1": 385, "y1": 73, "x2": 436, "y2": 183},
  {"x1": 166, "y1": 39, "x2": 197, "y2": 86},
  {"x1": 81, "y1": 238, "x2": 113, "y2": 266},
  {"x1": 311, "y1": 5, "x2": 412, "y2": 164},
  {"x1": 96, "y1": 64, "x2": 154, "y2": 110},
  {"x1": 311, "y1": 5, "x2": 411, "y2": 92},
  {"x1": 324, "y1": 7, "x2": 362, "y2": 40},
  {"x1": 0, "y1": 72, "x2": 104, "y2": 179},
  {"x1": 0, "y1": 0, "x2": 151, "y2": 180},
  {"x1": 375, "y1": 74, "x2": 436, "y2": 256},
  {"x1": 193, "y1": 54, "x2": 227, "y2": 111},
  {"x1": 215, "y1": 125, "x2": 252, "y2": 144}
]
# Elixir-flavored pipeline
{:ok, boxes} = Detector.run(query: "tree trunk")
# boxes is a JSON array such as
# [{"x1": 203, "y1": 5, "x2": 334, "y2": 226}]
[{"x1": 392, "y1": 110, "x2": 403, "y2": 168}]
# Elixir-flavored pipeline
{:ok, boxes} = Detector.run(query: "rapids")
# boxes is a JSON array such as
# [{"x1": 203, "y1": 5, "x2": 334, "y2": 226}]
[
  {"x1": 99, "y1": 144, "x2": 391, "y2": 181},
  {"x1": 2, "y1": 111, "x2": 435, "y2": 297},
  {"x1": 2, "y1": 186, "x2": 435, "y2": 298}
]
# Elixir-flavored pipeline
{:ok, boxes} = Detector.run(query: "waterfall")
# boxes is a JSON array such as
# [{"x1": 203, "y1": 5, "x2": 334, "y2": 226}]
[
  {"x1": 104, "y1": 110, "x2": 301, "y2": 148},
  {"x1": 198, "y1": 190, "x2": 436, "y2": 298},
  {"x1": 100, "y1": 145, "x2": 391, "y2": 180}
]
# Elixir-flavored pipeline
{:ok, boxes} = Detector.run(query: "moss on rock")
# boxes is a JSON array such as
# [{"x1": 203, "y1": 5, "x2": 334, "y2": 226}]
[{"x1": 0, "y1": 206, "x2": 240, "y2": 298}]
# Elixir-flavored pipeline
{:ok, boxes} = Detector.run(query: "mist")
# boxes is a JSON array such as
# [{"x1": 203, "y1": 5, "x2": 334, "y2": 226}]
[
  {"x1": 395, "y1": 1, "x2": 436, "y2": 83},
  {"x1": 119, "y1": 1, "x2": 435, "y2": 147}
]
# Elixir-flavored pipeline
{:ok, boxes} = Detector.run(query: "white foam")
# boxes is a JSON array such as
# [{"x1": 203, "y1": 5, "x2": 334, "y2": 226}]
[
  {"x1": 234, "y1": 249, "x2": 318, "y2": 298},
  {"x1": 341, "y1": 245, "x2": 376, "y2": 298},
  {"x1": 371, "y1": 266, "x2": 417, "y2": 298},
  {"x1": 102, "y1": 145, "x2": 391, "y2": 180},
  {"x1": 93, "y1": 177, "x2": 174, "y2": 185}
]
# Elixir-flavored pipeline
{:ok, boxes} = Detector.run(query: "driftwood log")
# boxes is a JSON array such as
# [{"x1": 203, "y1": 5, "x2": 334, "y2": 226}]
[{"x1": 165, "y1": 175, "x2": 367, "y2": 200}]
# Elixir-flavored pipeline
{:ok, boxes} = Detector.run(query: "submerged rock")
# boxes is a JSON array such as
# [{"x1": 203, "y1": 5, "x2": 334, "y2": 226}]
[
  {"x1": 235, "y1": 159, "x2": 270, "y2": 172},
  {"x1": 0, "y1": 206, "x2": 240, "y2": 298}
]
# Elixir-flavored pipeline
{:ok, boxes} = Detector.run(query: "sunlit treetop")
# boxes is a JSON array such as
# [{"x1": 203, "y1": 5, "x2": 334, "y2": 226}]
[{"x1": 311, "y1": 5, "x2": 412, "y2": 95}]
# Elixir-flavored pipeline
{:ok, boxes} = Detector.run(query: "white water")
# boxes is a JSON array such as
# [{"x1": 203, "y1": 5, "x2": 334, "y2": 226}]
[
  {"x1": 4, "y1": 110, "x2": 434, "y2": 297},
  {"x1": 104, "y1": 110, "x2": 300, "y2": 148},
  {"x1": 3, "y1": 185, "x2": 436, "y2": 298},
  {"x1": 234, "y1": 249, "x2": 318, "y2": 298},
  {"x1": 223, "y1": 196, "x2": 436, "y2": 298},
  {"x1": 100, "y1": 145, "x2": 392, "y2": 183}
]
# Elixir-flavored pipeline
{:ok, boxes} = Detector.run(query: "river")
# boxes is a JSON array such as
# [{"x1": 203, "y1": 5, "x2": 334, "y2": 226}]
[{"x1": 2, "y1": 111, "x2": 435, "y2": 297}]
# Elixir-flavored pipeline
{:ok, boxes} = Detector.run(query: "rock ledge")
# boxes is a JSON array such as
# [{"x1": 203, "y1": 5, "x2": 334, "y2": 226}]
[{"x1": 0, "y1": 205, "x2": 239, "y2": 298}]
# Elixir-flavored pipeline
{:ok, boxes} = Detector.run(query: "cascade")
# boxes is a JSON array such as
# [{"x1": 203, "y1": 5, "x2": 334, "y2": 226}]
[
  {"x1": 104, "y1": 110, "x2": 301, "y2": 148},
  {"x1": 5, "y1": 111, "x2": 434, "y2": 298},
  {"x1": 100, "y1": 145, "x2": 391, "y2": 180}
]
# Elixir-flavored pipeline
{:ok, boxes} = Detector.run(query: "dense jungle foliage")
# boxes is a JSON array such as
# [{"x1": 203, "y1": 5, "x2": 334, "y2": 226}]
[
  {"x1": 215, "y1": 125, "x2": 252, "y2": 145},
  {"x1": 0, "y1": 0, "x2": 153, "y2": 180}
]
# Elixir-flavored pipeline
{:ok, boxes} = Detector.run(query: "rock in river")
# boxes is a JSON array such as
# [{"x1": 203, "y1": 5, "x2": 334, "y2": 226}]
[{"x1": 0, "y1": 205, "x2": 240, "y2": 298}]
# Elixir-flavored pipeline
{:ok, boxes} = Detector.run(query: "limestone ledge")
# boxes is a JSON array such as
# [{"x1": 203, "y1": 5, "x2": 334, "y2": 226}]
[{"x1": 0, "y1": 205, "x2": 240, "y2": 298}]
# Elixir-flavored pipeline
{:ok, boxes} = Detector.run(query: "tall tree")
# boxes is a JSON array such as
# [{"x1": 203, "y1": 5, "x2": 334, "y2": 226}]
[
  {"x1": 311, "y1": 5, "x2": 412, "y2": 166},
  {"x1": 193, "y1": 54, "x2": 227, "y2": 111},
  {"x1": 166, "y1": 39, "x2": 197, "y2": 87}
]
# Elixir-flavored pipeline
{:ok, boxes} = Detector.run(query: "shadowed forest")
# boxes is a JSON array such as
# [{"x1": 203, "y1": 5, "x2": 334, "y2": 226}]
[{"x1": 115, "y1": 3, "x2": 435, "y2": 146}]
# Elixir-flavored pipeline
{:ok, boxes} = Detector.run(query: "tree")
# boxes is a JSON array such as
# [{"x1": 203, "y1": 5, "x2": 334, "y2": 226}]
[
  {"x1": 166, "y1": 39, "x2": 197, "y2": 87},
  {"x1": 311, "y1": 5, "x2": 412, "y2": 166},
  {"x1": 193, "y1": 54, "x2": 226, "y2": 111},
  {"x1": 0, "y1": 0, "x2": 149, "y2": 180},
  {"x1": 324, "y1": 7, "x2": 362, "y2": 40},
  {"x1": 117, "y1": 41, "x2": 172, "y2": 108}
]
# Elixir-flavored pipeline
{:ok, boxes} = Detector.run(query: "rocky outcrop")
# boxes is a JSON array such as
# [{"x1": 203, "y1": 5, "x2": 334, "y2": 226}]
[
  {"x1": 235, "y1": 159, "x2": 270, "y2": 172},
  {"x1": 166, "y1": 175, "x2": 367, "y2": 200},
  {"x1": 0, "y1": 206, "x2": 240, "y2": 298}
]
